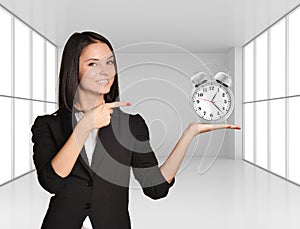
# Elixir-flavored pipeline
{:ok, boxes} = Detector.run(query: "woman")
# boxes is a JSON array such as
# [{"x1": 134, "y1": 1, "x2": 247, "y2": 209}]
[{"x1": 31, "y1": 31, "x2": 240, "y2": 229}]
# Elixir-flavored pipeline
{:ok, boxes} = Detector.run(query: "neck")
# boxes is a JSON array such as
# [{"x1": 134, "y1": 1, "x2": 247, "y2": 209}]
[{"x1": 75, "y1": 89, "x2": 104, "y2": 112}]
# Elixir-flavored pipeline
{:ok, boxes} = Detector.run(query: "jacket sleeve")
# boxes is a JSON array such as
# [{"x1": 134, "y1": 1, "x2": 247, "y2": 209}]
[
  {"x1": 31, "y1": 115, "x2": 67, "y2": 195},
  {"x1": 131, "y1": 114, "x2": 175, "y2": 200}
]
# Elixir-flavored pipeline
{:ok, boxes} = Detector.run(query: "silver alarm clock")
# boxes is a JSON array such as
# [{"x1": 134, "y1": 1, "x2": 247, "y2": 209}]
[{"x1": 191, "y1": 68, "x2": 234, "y2": 123}]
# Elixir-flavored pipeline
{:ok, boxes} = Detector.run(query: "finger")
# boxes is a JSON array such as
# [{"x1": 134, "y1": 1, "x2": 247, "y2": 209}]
[
  {"x1": 106, "y1": 101, "x2": 131, "y2": 108},
  {"x1": 225, "y1": 124, "x2": 241, "y2": 130}
]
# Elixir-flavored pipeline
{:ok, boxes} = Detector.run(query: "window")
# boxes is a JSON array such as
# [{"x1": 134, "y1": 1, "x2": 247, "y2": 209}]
[
  {"x1": 243, "y1": 5, "x2": 300, "y2": 186},
  {"x1": 0, "y1": 97, "x2": 12, "y2": 184},
  {"x1": 14, "y1": 98, "x2": 31, "y2": 177},
  {"x1": 32, "y1": 31, "x2": 45, "y2": 101},
  {"x1": 288, "y1": 8, "x2": 300, "y2": 97},
  {"x1": 255, "y1": 101, "x2": 268, "y2": 169},
  {"x1": 244, "y1": 42, "x2": 254, "y2": 102},
  {"x1": 288, "y1": 96, "x2": 300, "y2": 184},
  {"x1": 0, "y1": 7, "x2": 12, "y2": 96},
  {"x1": 0, "y1": 5, "x2": 57, "y2": 186},
  {"x1": 255, "y1": 32, "x2": 268, "y2": 101},
  {"x1": 46, "y1": 41, "x2": 56, "y2": 103},
  {"x1": 270, "y1": 19, "x2": 286, "y2": 99},
  {"x1": 14, "y1": 19, "x2": 30, "y2": 99},
  {"x1": 244, "y1": 103, "x2": 254, "y2": 163}
]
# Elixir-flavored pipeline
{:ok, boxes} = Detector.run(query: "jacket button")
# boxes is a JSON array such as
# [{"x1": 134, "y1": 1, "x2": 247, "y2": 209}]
[
  {"x1": 84, "y1": 203, "x2": 92, "y2": 209},
  {"x1": 86, "y1": 180, "x2": 93, "y2": 187}
]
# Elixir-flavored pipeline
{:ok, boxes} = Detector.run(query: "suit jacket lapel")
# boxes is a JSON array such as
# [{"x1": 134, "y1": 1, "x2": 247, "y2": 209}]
[
  {"x1": 57, "y1": 107, "x2": 120, "y2": 178},
  {"x1": 58, "y1": 108, "x2": 93, "y2": 178},
  {"x1": 90, "y1": 110, "x2": 119, "y2": 171}
]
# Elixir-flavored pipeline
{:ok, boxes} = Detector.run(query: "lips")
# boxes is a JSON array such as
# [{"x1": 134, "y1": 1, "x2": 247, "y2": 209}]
[{"x1": 96, "y1": 79, "x2": 109, "y2": 84}]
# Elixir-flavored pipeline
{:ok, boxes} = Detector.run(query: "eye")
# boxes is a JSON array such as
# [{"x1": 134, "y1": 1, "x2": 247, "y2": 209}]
[
  {"x1": 88, "y1": 62, "x2": 97, "y2": 67},
  {"x1": 107, "y1": 60, "x2": 114, "y2": 65}
]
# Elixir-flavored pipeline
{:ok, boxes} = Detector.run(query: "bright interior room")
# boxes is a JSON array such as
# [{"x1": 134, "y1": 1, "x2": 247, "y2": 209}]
[{"x1": 1, "y1": 0, "x2": 300, "y2": 228}]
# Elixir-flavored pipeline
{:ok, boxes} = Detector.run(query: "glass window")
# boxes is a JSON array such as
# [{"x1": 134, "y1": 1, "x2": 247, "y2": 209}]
[
  {"x1": 14, "y1": 98, "x2": 30, "y2": 177},
  {"x1": 244, "y1": 103, "x2": 254, "y2": 163},
  {"x1": 32, "y1": 100, "x2": 45, "y2": 127},
  {"x1": 244, "y1": 42, "x2": 254, "y2": 102},
  {"x1": 46, "y1": 41, "x2": 56, "y2": 102},
  {"x1": 269, "y1": 99, "x2": 286, "y2": 177},
  {"x1": 288, "y1": 8, "x2": 300, "y2": 97},
  {"x1": 0, "y1": 97, "x2": 12, "y2": 184},
  {"x1": 270, "y1": 19, "x2": 286, "y2": 99},
  {"x1": 46, "y1": 102, "x2": 57, "y2": 115},
  {"x1": 32, "y1": 31, "x2": 45, "y2": 101},
  {"x1": 288, "y1": 96, "x2": 300, "y2": 184},
  {"x1": 255, "y1": 101, "x2": 268, "y2": 169},
  {"x1": 14, "y1": 19, "x2": 30, "y2": 99},
  {"x1": 255, "y1": 32, "x2": 268, "y2": 101},
  {"x1": 0, "y1": 7, "x2": 12, "y2": 96}
]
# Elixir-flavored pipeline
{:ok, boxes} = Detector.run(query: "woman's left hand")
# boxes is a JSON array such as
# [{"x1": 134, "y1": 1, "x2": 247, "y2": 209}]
[{"x1": 186, "y1": 122, "x2": 241, "y2": 137}]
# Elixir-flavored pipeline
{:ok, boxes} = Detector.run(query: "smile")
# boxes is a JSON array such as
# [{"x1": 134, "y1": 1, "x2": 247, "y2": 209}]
[{"x1": 96, "y1": 79, "x2": 109, "y2": 84}]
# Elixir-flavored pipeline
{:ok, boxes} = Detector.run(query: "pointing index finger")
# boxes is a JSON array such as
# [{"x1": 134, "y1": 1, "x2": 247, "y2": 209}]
[{"x1": 106, "y1": 101, "x2": 131, "y2": 108}]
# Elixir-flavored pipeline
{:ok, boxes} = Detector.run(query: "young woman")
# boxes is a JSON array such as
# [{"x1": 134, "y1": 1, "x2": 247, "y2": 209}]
[{"x1": 31, "y1": 31, "x2": 240, "y2": 229}]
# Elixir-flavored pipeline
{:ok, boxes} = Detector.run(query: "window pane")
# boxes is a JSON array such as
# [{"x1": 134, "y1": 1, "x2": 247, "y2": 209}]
[
  {"x1": 15, "y1": 98, "x2": 30, "y2": 177},
  {"x1": 15, "y1": 19, "x2": 30, "y2": 99},
  {"x1": 288, "y1": 8, "x2": 300, "y2": 97},
  {"x1": 288, "y1": 96, "x2": 300, "y2": 184},
  {"x1": 0, "y1": 96, "x2": 12, "y2": 184},
  {"x1": 32, "y1": 100, "x2": 45, "y2": 126},
  {"x1": 32, "y1": 32, "x2": 45, "y2": 100},
  {"x1": 244, "y1": 42, "x2": 254, "y2": 102},
  {"x1": 255, "y1": 32, "x2": 268, "y2": 101},
  {"x1": 244, "y1": 103, "x2": 254, "y2": 163},
  {"x1": 46, "y1": 102, "x2": 57, "y2": 114},
  {"x1": 255, "y1": 101, "x2": 268, "y2": 169},
  {"x1": 270, "y1": 99, "x2": 286, "y2": 177},
  {"x1": 46, "y1": 42, "x2": 56, "y2": 102},
  {"x1": 0, "y1": 7, "x2": 12, "y2": 96},
  {"x1": 270, "y1": 19, "x2": 286, "y2": 99}
]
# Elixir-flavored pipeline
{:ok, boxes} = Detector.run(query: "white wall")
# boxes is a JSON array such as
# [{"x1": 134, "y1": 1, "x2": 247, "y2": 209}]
[
  {"x1": 114, "y1": 52, "x2": 236, "y2": 158},
  {"x1": 226, "y1": 47, "x2": 243, "y2": 160}
]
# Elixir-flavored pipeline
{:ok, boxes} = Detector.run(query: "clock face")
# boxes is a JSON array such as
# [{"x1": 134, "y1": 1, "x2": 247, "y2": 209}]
[{"x1": 192, "y1": 82, "x2": 234, "y2": 122}]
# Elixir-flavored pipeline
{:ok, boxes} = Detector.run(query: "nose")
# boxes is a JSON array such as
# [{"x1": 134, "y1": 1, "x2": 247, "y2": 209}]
[{"x1": 98, "y1": 62, "x2": 109, "y2": 76}]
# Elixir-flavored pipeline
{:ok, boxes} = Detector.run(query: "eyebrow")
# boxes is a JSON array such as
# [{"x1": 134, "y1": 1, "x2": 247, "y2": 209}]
[{"x1": 85, "y1": 55, "x2": 114, "y2": 62}]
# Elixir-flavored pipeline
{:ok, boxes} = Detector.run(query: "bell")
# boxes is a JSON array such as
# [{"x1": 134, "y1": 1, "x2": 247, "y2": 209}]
[
  {"x1": 191, "y1": 72, "x2": 208, "y2": 86},
  {"x1": 214, "y1": 72, "x2": 232, "y2": 87}
]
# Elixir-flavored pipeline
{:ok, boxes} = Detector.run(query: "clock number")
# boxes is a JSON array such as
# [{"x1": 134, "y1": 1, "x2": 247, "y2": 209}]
[
  {"x1": 222, "y1": 107, "x2": 225, "y2": 110},
  {"x1": 222, "y1": 93, "x2": 225, "y2": 97},
  {"x1": 203, "y1": 111, "x2": 206, "y2": 115},
  {"x1": 224, "y1": 99, "x2": 227, "y2": 104},
  {"x1": 199, "y1": 93, "x2": 203, "y2": 97},
  {"x1": 203, "y1": 88, "x2": 207, "y2": 92},
  {"x1": 210, "y1": 113, "x2": 213, "y2": 117},
  {"x1": 209, "y1": 86, "x2": 214, "y2": 90}
]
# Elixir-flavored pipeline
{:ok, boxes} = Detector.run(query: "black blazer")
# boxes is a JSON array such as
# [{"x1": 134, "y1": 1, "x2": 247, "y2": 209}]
[{"x1": 31, "y1": 106, "x2": 175, "y2": 229}]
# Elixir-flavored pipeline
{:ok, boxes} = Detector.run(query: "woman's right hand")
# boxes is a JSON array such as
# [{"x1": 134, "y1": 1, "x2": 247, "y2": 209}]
[{"x1": 81, "y1": 101, "x2": 131, "y2": 132}]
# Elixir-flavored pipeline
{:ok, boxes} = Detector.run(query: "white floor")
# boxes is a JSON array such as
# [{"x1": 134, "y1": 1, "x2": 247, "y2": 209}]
[{"x1": 1, "y1": 157, "x2": 300, "y2": 229}]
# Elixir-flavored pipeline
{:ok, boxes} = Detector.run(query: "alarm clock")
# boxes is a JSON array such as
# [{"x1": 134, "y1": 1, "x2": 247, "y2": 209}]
[{"x1": 191, "y1": 70, "x2": 234, "y2": 123}]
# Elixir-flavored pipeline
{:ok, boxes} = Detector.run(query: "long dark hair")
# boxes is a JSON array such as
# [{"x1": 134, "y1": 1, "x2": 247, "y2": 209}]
[{"x1": 58, "y1": 31, "x2": 120, "y2": 112}]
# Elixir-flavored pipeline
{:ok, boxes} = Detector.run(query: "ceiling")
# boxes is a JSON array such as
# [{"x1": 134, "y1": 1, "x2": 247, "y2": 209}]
[{"x1": 0, "y1": 0, "x2": 300, "y2": 52}]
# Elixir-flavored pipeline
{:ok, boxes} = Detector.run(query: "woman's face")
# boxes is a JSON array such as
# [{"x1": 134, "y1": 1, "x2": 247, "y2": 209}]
[{"x1": 78, "y1": 41, "x2": 116, "y2": 96}]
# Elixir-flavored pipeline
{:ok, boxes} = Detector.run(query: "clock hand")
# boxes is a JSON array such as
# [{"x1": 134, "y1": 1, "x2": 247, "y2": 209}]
[
  {"x1": 199, "y1": 98, "x2": 214, "y2": 103},
  {"x1": 211, "y1": 92, "x2": 218, "y2": 103},
  {"x1": 212, "y1": 102, "x2": 223, "y2": 113}
]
